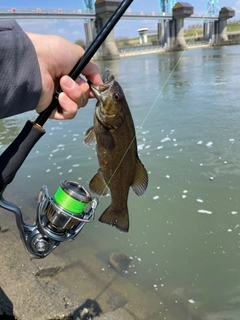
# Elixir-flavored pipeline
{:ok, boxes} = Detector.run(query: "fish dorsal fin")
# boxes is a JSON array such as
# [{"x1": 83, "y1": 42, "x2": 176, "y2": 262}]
[
  {"x1": 89, "y1": 170, "x2": 109, "y2": 196},
  {"x1": 84, "y1": 126, "x2": 96, "y2": 145},
  {"x1": 132, "y1": 158, "x2": 148, "y2": 196}
]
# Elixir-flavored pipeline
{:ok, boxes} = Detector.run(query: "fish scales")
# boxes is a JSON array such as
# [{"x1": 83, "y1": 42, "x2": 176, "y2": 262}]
[{"x1": 84, "y1": 71, "x2": 148, "y2": 232}]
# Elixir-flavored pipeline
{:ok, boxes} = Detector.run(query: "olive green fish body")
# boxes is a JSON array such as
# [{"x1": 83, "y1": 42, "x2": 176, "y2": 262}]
[{"x1": 84, "y1": 73, "x2": 148, "y2": 232}]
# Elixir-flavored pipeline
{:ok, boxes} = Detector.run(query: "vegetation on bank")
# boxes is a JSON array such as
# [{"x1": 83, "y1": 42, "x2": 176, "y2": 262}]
[
  {"x1": 184, "y1": 20, "x2": 240, "y2": 38},
  {"x1": 227, "y1": 20, "x2": 240, "y2": 32}
]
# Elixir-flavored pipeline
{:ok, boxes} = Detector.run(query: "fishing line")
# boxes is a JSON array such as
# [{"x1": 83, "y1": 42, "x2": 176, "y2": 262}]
[
  {"x1": 133, "y1": 4, "x2": 238, "y2": 183},
  {"x1": 209, "y1": 128, "x2": 240, "y2": 181},
  {"x1": 100, "y1": 60, "x2": 185, "y2": 197},
  {"x1": 99, "y1": 4, "x2": 230, "y2": 198},
  {"x1": 135, "y1": 8, "x2": 213, "y2": 133}
]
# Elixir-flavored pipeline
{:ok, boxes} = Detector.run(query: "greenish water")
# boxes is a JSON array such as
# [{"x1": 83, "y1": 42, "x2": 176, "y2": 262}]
[{"x1": 1, "y1": 45, "x2": 240, "y2": 318}]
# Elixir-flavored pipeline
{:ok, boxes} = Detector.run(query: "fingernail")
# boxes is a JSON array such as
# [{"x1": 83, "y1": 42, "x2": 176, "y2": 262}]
[{"x1": 63, "y1": 76, "x2": 74, "y2": 89}]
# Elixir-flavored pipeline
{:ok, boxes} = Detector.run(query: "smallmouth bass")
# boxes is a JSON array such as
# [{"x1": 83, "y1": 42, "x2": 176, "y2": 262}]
[{"x1": 84, "y1": 71, "x2": 148, "y2": 232}]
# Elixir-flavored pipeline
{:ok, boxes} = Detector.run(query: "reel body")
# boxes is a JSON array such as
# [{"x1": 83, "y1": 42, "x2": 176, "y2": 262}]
[{"x1": 0, "y1": 180, "x2": 98, "y2": 258}]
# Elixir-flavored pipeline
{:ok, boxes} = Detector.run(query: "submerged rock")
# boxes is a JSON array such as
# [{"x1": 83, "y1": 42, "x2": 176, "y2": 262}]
[
  {"x1": 35, "y1": 266, "x2": 64, "y2": 278},
  {"x1": 0, "y1": 225, "x2": 9, "y2": 233},
  {"x1": 109, "y1": 252, "x2": 131, "y2": 273}
]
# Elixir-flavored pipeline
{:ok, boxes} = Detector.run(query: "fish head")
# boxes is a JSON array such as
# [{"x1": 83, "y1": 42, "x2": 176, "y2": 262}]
[{"x1": 91, "y1": 73, "x2": 126, "y2": 129}]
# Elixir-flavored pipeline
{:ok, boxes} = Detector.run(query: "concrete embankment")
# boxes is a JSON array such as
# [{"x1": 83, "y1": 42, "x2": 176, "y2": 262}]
[
  {"x1": 118, "y1": 45, "x2": 164, "y2": 58},
  {"x1": 0, "y1": 207, "x2": 207, "y2": 320},
  {"x1": 0, "y1": 208, "x2": 141, "y2": 320},
  {"x1": 118, "y1": 43, "x2": 211, "y2": 58}
]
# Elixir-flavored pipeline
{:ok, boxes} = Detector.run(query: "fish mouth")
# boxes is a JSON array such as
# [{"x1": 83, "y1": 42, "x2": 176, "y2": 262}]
[
  {"x1": 91, "y1": 70, "x2": 119, "y2": 129},
  {"x1": 90, "y1": 70, "x2": 115, "y2": 104}
]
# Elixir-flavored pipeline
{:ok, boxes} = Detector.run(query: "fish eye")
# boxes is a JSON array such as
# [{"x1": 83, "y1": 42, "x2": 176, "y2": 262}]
[{"x1": 113, "y1": 93, "x2": 121, "y2": 101}]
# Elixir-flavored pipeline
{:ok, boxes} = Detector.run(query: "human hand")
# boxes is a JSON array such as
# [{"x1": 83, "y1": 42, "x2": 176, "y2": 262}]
[{"x1": 26, "y1": 33, "x2": 102, "y2": 120}]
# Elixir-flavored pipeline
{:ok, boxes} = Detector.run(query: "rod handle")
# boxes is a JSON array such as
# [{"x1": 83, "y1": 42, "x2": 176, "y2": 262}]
[{"x1": 0, "y1": 121, "x2": 45, "y2": 189}]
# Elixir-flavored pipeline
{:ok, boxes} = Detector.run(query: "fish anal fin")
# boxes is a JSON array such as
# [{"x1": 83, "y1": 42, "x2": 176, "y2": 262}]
[
  {"x1": 84, "y1": 126, "x2": 96, "y2": 145},
  {"x1": 89, "y1": 170, "x2": 108, "y2": 196},
  {"x1": 132, "y1": 158, "x2": 148, "y2": 196},
  {"x1": 99, "y1": 206, "x2": 129, "y2": 232}
]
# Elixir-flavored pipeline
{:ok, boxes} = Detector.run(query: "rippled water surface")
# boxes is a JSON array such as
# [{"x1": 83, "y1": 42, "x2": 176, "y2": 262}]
[{"x1": 1, "y1": 45, "x2": 240, "y2": 319}]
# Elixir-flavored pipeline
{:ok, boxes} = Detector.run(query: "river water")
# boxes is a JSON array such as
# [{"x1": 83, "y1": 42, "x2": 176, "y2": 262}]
[{"x1": 1, "y1": 45, "x2": 240, "y2": 319}]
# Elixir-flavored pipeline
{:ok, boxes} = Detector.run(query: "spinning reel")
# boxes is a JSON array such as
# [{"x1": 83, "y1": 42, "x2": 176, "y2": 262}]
[{"x1": 0, "y1": 180, "x2": 98, "y2": 258}]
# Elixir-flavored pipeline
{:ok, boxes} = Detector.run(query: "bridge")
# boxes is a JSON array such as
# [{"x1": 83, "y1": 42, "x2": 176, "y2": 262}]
[
  {"x1": 0, "y1": 3, "x2": 235, "y2": 59},
  {"x1": 0, "y1": 7, "x2": 219, "y2": 21}
]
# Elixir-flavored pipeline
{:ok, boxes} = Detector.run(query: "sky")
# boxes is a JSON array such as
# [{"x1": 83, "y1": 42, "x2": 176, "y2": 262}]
[{"x1": 0, "y1": 0, "x2": 239, "y2": 42}]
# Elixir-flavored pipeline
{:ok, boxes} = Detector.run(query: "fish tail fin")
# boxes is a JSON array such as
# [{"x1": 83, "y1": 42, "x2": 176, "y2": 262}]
[{"x1": 99, "y1": 206, "x2": 129, "y2": 233}]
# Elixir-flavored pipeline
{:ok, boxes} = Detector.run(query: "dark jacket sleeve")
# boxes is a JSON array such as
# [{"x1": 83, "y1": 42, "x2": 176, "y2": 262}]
[{"x1": 0, "y1": 20, "x2": 42, "y2": 119}]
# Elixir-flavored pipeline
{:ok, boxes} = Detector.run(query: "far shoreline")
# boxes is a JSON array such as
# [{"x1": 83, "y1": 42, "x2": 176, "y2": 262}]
[
  {"x1": 93, "y1": 33, "x2": 240, "y2": 60},
  {"x1": 93, "y1": 41, "x2": 240, "y2": 60},
  {"x1": 118, "y1": 43, "x2": 210, "y2": 58}
]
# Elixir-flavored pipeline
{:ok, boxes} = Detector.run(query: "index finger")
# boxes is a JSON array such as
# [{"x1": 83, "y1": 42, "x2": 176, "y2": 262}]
[{"x1": 81, "y1": 61, "x2": 103, "y2": 86}]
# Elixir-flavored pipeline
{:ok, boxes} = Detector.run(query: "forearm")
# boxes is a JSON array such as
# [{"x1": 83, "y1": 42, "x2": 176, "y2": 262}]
[{"x1": 0, "y1": 20, "x2": 42, "y2": 119}]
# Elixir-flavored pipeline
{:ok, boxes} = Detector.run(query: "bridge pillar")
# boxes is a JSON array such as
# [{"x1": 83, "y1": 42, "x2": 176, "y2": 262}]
[
  {"x1": 203, "y1": 22, "x2": 214, "y2": 42},
  {"x1": 158, "y1": 21, "x2": 169, "y2": 47},
  {"x1": 94, "y1": 0, "x2": 120, "y2": 60},
  {"x1": 218, "y1": 7, "x2": 235, "y2": 42},
  {"x1": 168, "y1": 19, "x2": 176, "y2": 49},
  {"x1": 84, "y1": 20, "x2": 96, "y2": 47},
  {"x1": 210, "y1": 7, "x2": 235, "y2": 45},
  {"x1": 168, "y1": 2, "x2": 193, "y2": 51},
  {"x1": 212, "y1": 20, "x2": 219, "y2": 44}
]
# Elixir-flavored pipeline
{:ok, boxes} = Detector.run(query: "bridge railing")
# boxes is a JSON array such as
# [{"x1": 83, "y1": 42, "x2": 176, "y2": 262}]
[
  {"x1": 0, "y1": 7, "x2": 218, "y2": 20},
  {"x1": 124, "y1": 11, "x2": 172, "y2": 16},
  {"x1": 0, "y1": 7, "x2": 172, "y2": 16},
  {"x1": 0, "y1": 7, "x2": 94, "y2": 14},
  {"x1": 0, "y1": 7, "x2": 169, "y2": 15}
]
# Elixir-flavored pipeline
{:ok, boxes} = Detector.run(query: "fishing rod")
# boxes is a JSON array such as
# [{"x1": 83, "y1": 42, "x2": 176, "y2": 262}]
[{"x1": 0, "y1": 0, "x2": 134, "y2": 258}]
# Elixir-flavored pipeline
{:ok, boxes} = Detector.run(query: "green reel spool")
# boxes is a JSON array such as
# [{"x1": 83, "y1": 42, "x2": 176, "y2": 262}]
[{"x1": 53, "y1": 180, "x2": 92, "y2": 215}]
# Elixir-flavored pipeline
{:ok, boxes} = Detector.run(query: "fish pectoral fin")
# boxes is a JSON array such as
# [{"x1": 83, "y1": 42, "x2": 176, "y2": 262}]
[
  {"x1": 84, "y1": 126, "x2": 96, "y2": 145},
  {"x1": 99, "y1": 206, "x2": 129, "y2": 232},
  {"x1": 89, "y1": 170, "x2": 108, "y2": 196},
  {"x1": 132, "y1": 158, "x2": 148, "y2": 196}
]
